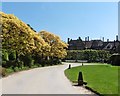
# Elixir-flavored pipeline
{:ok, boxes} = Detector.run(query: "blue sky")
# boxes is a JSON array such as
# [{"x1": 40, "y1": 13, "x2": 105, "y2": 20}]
[{"x1": 2, "y1": 2, "x2": 118, "y2": 42}]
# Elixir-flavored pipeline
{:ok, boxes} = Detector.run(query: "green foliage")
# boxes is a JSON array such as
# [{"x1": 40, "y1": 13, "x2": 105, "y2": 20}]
[
  {"x1": 1, "y1": 12, "x2": 67, "y2": 76},
  {"x1": 2, "y1": 61, "x2": 7, "y2": 68},
  {"x1": 1, "y1": 12, "x2": 46, "y2": 56},
  {"x1": 109, "y1": 54, "x2": 120, "y2": 66},
  {"x1": 39, "y1": 30, "x2": 68, "y2": 59},
  {"x1": 9, "y1": 51, "x2": 16, "y2": 60},
  {"x1": 1, "y1": 12, "x2": 67, "y2": 70},
  {"x1": 66, "y1": 50, "x2": 111, "y2": 63},
  {"x1": 6, "y1": 67, "x2": 14, "y2": 74},
  {"x1": 20, "y1": 54, "x2": 34, "y2": 68},
  {"x1": 52, "y1": 58, "x2": 61, "y2": 65},
  {"x1": 0, "y1": 67, "x2": 6, "y2": 76},
  {"x1": 2, "y1": 49, "x2": 9, "y2": 61}
]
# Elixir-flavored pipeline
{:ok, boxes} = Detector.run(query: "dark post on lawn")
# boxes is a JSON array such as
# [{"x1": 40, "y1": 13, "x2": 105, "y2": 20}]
[
  {"x1": 78, "y1": 71, "x2": 87, "y2": 86},
  {"x1": 82, "y1": 62, "x2": 83, "y2": 66},
  {"x1": 68, "y1": 64, "x2": 71, "y2": 69}
]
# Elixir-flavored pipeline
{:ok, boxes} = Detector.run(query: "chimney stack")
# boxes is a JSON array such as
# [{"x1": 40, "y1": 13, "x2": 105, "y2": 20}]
[
  {"x1": 114, "y1": 40, "x2": 116, "y2": 47},
  {"x1": 78, "y1": 37, "x2": 81, "y2": 40},
  {"x1": 116, "y1": 35, "x2": 118, "y2": 41},
  {"x1": 88, "y1": 36, "x2": 89, "y2": 41},
  {"x1": 85, "y1": 37, "x2": 87, "y2": 41},
  {"x1": 102, "y1": 37, "x2": 104, "y2": 42},
  {"x1": 118, "y1": 30, "x2": 120, "y2": 41},
  {"x1": 68, "y1": 38, "x2": 70, "y2": 44}
]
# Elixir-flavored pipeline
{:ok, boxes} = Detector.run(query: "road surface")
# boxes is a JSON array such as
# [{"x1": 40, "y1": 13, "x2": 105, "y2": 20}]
[{"x1": 1, "y1": 63, "x2": 96, "y2": 94}]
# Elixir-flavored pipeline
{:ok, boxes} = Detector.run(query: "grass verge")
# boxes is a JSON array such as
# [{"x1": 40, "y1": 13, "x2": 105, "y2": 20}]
[{"x1": 65, "y1": 64, "x2": 119, "y2": 95}]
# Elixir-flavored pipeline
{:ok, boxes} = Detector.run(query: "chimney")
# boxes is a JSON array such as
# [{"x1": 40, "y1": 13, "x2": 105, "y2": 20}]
[
  {"x1": 114, "y1": 40, "x2": 116, "y2": 47},
  {"x1": 88, "y1": 36, "x2": 89, "y2": 41},
  {"x1": 118, "y1": 30, "x2": 120, "y2": 41},
  {"x1": 78, "y1": 37, "x2": 81, "y2": 40},
  {"x1": 116, "y1": 35, "x2": 118, "y2": 41},
  {"x1": 68, "y1": 38, "x2": 70, "y2": 44},
  {"x1": 107, "y1": 39, "x2": 109, "y2": 42},
  {"x1": 85, "y1": 37, "x2": 87, "y2": 41},
  {"x1": 102, "y1": 37, "x2": 104, "y2": 42},
  {"x1": 85, "y1": 37, "x2": 87, "y2": 46}
]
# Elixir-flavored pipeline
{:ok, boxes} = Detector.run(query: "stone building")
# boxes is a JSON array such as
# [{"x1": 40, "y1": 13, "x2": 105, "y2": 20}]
[{"x1": 68, "y1": 35, "x2": 120, "y2": 53}]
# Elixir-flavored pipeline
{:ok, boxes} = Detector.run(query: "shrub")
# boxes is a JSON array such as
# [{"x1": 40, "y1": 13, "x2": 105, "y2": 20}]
[
  {"x1": 109, "y1": 54, "x2": 120, "y2": 66},
  {"x1": 2, "y1": 50, "x2": 9, "y2": 61},
  {"x1": 52, "y1": 57, "x2": 61, "y2": 65},
  {"x1": 0, "y1": 67, "x2": 6, "y2": 77},
  {"x1": 2, "y1": 61, "x2": 7, "y2": 68},
  {"x1": 9, "y1": 51, "x2": 16, "y2": 60},
  {"x1": 20, "y1": 54, "x2": 34, "y2": 68},
  {"x1": 17, "y1": 60, "x2": 24, "y2": 69}
]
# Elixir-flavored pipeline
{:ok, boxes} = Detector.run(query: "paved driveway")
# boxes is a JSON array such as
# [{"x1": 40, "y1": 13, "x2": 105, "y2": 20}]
[{"x1": 1, "y1": 62, "x2": 96, "y2": 94}]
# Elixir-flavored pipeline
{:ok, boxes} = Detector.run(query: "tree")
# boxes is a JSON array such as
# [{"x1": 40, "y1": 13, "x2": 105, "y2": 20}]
[
  {"x1": 32, "y1": 33, "x2": 50, "y2": 55},
  {"x1": 1, "y1": 12, "x2": 46, "y2": 56},
  {"x1": 39, "y1": 30, "x2": 68, "y2": 59},
  {"x1": 1, "y1": 12, "x2": 67, "y2": 68},
  {"x1": 1, "y1": 12, "x2": 50, "y2": 67}
]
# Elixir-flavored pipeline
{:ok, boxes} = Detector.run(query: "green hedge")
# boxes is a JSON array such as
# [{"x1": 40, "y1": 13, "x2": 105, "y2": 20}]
[
  {"x1": 65, "y1": 50, "x2": 111, "y2": 63},
  {"x1": 9, "y1": 51, "x2": 16, "y2": 60},
  {"x1": 0, "y1": 67, "x2": 6, "y2": 77},
  {"x1": 109, "y1": 54, "x2": 120, "y2": 66},
  {"x1": 2, "y1": 49, "x2": 9, "y2": 61},
  {"x1": 2, "y1": 48, "x2": 62, "y2": 74}
]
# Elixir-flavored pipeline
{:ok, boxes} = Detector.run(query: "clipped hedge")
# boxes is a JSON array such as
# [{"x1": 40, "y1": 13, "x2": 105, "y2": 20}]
[
  {"x1": 109, "y1": 54, "x2": 120, "y2": 66},
  {"x1": 65, "y1": 50, "x2": 111, "y2": 63}
]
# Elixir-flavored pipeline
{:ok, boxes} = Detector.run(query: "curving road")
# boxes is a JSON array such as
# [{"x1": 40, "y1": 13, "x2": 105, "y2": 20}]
[{"x1": 1, "y1": 63, "x2": 96, "y2": 94}]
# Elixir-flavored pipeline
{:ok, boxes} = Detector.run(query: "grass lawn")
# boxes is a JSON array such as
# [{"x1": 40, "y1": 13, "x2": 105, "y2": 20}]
[{"x1": 65, "y1": 63, "x2": 119, "y2": 95}]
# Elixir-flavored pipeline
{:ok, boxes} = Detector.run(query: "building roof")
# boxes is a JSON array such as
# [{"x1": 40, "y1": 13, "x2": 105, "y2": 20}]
[
  {"x1": 83, "y1": 41, "x2": 92, "y2": 49},
  {"x1": 68, "y1": 37, "x2": 120, "y2": 52},
  {"x1": 68, "y1": 39, "x2": 85, "y2": 50}
]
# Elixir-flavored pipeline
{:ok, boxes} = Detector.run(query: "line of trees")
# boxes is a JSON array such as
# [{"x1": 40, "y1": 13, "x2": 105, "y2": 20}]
[{"x1": 1, "y1": 12, "x2": 68, "y2": 71}]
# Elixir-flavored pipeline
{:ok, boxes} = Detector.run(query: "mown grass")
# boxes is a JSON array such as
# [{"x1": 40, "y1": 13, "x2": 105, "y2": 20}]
[{"x1": 65, "y1": 64, "x2": 119, "y2": 95}]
